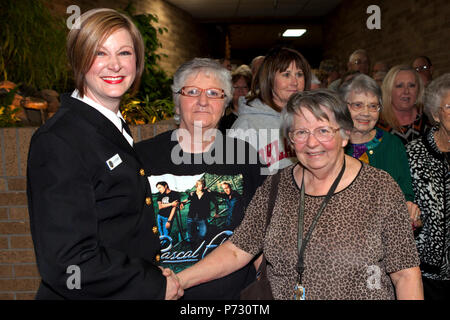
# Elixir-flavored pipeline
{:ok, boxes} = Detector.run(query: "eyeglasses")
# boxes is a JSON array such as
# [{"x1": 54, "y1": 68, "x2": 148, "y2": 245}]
[
  {"x1": 442, "y1": 104, "x2": 450, "y2": 114},
  {"x1": 177, "y1": 86, "x2": 226, "y2": 99},
  {"x1": 289, "y1": 126, "x2": 341, "y2": 143},
  {"x1": 414, "y1": 65, "x2": 431, "y2": 73},
  {"x1": 347, "y1": 102, "x2": 381, "y2": 113}
]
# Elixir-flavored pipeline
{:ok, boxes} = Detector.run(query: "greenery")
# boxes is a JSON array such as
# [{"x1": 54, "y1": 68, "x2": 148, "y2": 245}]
[
  {"x1": 120, "y1": 4, "x2": 175, "y2": 124},
  {"x1": 0, "y1": 88, "x2": 21, "y2": 127},
  {"x1": 0, "y1": 0, "x2": 70, "y2": 93},
  {"x1": 0, "y1": 1, "x2": 173, "y2": 126}
]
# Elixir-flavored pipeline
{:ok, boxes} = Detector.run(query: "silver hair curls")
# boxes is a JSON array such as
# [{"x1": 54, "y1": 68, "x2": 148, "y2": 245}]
[
  {"x1": 172, "y1": 58, "x2": 233, "y2": 113},
  {"x1": 281, "y1": 89, "x2": 354, "y2": 146}
]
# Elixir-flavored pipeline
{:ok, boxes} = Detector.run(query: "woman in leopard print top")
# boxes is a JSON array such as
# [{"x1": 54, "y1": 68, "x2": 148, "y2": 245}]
[
  {"x1": 177, "y1": 90, "x2": 422, "y2": 300},
  {"x1": 406, "y1": 73, "x2": 450, "y2": 300}
]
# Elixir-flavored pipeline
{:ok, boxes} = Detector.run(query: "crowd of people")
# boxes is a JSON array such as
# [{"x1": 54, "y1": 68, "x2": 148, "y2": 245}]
[{"x1": 26, "y1": 8, "x2": 448, "y2": 301}]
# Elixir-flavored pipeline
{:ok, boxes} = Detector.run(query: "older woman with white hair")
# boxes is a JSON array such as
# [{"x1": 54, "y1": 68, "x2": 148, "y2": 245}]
[
  {"x1": 136, "y1": 58, "x2": 265, "y2": 299},
  {"x1": 339, "y1": 74, "x2": 421, "y2": 229},
  {"x1": 406, "y1": 73, "x2": 450, "y2": 300},
  {"x1": 176, "y1": 89, "x2": 422, "y2": 300}
]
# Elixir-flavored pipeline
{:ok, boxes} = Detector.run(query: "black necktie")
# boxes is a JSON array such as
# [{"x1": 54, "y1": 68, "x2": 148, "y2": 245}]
[{"x1": 121, "y1": 119, "x2": 132, "y2": 138}]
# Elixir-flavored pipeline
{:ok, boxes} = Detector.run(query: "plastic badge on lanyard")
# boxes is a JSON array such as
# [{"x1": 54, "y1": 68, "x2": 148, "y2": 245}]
[{"x1": 294, "y1": 283, "x2": 306, "y2": 300}]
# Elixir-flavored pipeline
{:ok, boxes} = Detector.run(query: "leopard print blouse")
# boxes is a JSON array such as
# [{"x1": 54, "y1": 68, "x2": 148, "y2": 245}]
[
  {"x1": 406, "y1": 127, "x2": 450, "y2": 281},
  {"x1": 230, "y1": 162, "x2": 420, "y2": 300}
]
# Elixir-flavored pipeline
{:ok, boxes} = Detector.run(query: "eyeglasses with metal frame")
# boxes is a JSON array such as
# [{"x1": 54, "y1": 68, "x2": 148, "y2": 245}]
[
  {"x1": 176, "y1": 86, "x2": 226, "y2": 99},
  {"x1": 347, "y1": 102, "x2": 381, "y2": 113},
  {"x1": 289, "y1": 126, "x2": 341, "y2": 143}
]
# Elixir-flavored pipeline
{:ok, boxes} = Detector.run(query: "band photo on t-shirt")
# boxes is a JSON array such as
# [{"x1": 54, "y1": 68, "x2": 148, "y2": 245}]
[{"x1": 148, "y1": 173, "x2": 245, "y2": 273}]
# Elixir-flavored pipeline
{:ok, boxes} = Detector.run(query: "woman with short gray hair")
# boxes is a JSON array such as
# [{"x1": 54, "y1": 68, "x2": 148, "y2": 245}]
[
  {"x1": 176, "y1": 89, "x2": 422, "y2": 300},
  {"x1": 172, "y1": 58, "x2": 233, "y2": 117},
  {"x1": 406, "y1": 73, "x2": 450, "y2": 300},
  {"x1": 282, "y1": 89, "x2": 353, "y2": 142},
  {"x1": 339, "y1": 74, "x2": 420, "y2": 229},
  {"x1": 136, "y1": 57, "x2": 265, "y2": 299}
]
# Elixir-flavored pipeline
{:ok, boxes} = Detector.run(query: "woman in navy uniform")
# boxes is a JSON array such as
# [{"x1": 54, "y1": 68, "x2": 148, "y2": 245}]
[{"x1": 26, "y1": 8, "x2": 182, "y2": 299}]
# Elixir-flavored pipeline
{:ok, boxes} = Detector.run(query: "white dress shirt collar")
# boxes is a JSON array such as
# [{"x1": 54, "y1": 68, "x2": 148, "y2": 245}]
[{"x1": 71, "y1": 90, "x2": 133, "y2": 146}]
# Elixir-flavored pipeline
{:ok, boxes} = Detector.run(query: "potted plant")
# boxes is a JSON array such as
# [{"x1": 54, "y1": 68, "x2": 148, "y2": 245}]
[{"x1": 120, "y1": 4, "x2": 175, "y2": 124}]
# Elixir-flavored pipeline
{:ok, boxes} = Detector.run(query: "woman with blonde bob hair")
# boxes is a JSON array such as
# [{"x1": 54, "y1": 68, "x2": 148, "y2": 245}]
[
  {"x1": 27, "y1": 8, "x2": 182, "y2": 300},
  {"x1": 66, "y1": 8, "x2": 145, "y2": 98},
  {"x1": 378, "y1": 65, "x2": 429, "y2": 145}
]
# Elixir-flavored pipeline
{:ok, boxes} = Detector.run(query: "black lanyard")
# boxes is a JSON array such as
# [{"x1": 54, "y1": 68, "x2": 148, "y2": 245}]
[{"x1": 297, "y1": 157, "x2": 346, "y2": 284}]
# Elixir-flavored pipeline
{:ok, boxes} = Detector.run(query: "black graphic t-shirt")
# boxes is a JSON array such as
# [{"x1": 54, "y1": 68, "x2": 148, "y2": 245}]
[
  {"x1": 157, "y1": 191, "x2": 181, "y2": 218},
  {"x1": 187, "y1": 191, "x2": 218, "y2": 220},
  {"x1": 136, "y1": 130, "x2": 266, "y2": 299}
]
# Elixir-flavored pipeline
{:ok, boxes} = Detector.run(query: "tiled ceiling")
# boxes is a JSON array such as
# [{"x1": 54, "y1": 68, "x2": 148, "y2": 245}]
[
  {"x1": 165, "y1": 0, "x2": 342, "y2": 20},
  {"x1": 164, "y1": 0, "x2": 342, "y2": 64}
]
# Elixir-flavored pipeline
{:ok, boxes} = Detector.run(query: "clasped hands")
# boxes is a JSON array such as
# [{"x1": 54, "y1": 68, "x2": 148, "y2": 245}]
[{"x1": 160, "y1": 267, "x2": 184, "y2": 300}]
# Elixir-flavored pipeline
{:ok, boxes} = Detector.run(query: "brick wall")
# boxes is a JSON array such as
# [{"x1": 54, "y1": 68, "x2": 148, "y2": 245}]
[
  {"x1": 322, "y1": 0, "x2": 450, "y2": 76},
  {"x1": 134, "y1": 0, "x2": 209, "y2": 75},
  {"x1": 0, "y1": 121, "x2": 176, "y2": 299},
  {"x1": 45, "y1": 0, "x2": 209, "y2": 76},
  {"x1": 0, "y1": 127, "x2": 37, "y2": 300}
]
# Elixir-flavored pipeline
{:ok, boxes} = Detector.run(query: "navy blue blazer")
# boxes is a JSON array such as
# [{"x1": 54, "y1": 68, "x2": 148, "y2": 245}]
[{"x1": 27, "y1": 94, "x2": 164, "y2": 299}]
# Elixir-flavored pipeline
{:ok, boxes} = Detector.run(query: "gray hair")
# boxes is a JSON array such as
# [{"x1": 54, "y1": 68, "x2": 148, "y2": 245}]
[
  {"x1": 281, "y1": 89, "x2": 354, "y2": 147},
  {"x1": 348, "y1": 49, "x2": 369, "y2": 63},
  {"x1": 423, "y1": 73, "x2": 450, "y2": 125},
  {"x1": 172, "y1": 58, "x2": 233, "y2": 111},
  {"x1": 338, "y1": 74, "x2": 382, "y2": 108}
]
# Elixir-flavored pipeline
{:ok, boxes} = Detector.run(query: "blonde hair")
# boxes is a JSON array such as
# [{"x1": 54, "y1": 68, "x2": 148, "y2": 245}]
[
  {"x1": 66, "y1": 8, "x2": 144, "y2": 96},
  {"x1": 381, "y1": 65, "x2": 424, "y2": 131},
  {"x1": 195, "y1": 179, "x2": 206, "y2": 189}
]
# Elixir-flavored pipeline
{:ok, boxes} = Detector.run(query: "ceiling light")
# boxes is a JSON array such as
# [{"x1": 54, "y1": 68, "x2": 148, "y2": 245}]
[{"x1": 282, "y1": 29, "x2": 307, "y2": 37}]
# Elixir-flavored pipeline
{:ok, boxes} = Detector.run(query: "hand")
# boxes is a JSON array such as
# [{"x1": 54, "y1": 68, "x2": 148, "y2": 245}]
[
  {"x1": 406, "y1": 201, "x2": 422, "y2": 229},
  {"x1": 176, "y1": 271, "x2": 187, "y2": 291},
  {"x1": 160, "y1": 267, "x2": 184, "y2": 300},
  {"x1": 171, "y1": 200, "x2": 179, "y2": 207},
  {"x1": 165, "y1": 221, "x2": 171, "y2": 230}
]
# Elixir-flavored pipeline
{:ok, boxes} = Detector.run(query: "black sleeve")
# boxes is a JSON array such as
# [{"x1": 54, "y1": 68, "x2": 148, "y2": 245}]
[
  {"x1": 27, "y1": 132, "x2": 166, "y2": 299},
  {"x1": 209, "y1": 192, "x2": 219, "y2": 213}
]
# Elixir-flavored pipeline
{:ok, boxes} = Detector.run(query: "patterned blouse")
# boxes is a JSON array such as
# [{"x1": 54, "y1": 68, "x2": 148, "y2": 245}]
[
  {"x1": 378, "y1": 112, "x2": 429, "y2": 145},
  {"x1": 230, "y1": 163, "x2": 419, "y2": 299},
  {"x1": 406, "y1": 127, "x2": 450, "y2": 280}
]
